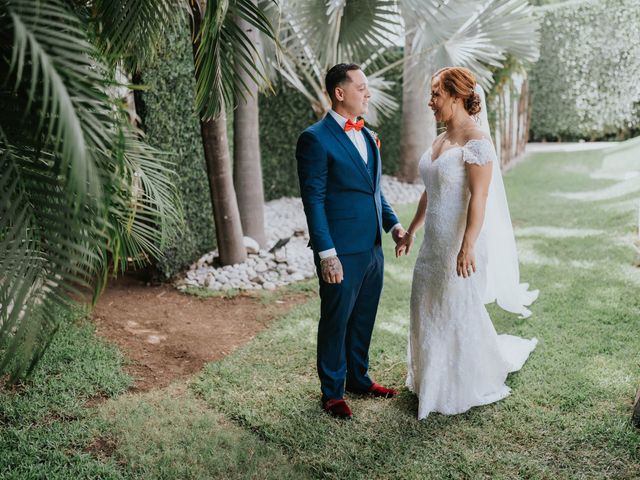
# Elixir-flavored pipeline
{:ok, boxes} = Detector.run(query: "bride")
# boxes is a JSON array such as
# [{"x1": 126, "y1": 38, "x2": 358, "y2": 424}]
[{"x1": 395, "y1": 67, "x2": 539, "y2": 420}]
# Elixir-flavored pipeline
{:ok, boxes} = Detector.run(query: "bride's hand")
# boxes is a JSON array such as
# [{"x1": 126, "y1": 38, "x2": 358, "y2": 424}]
[
  {"x1": 395, "y1": 232, "x2": 415, "y2": 257},
  {"x1": 456, "y1": 245, "x2": 476, "y2": 278}
]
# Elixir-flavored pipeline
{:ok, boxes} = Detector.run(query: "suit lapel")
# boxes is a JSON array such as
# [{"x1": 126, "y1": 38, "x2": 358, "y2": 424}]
[
  {"x1": 362, "y1": 127, "x2": 381, "y2": 188},
  {"x1": 322, "y1": 115, "x2": 374, "y2": 191}
]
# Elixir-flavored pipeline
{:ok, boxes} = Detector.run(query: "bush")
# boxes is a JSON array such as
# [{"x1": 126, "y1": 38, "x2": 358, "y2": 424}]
[
  {"x1": 139, "y1": 21, "x2": 215, "y2": 278},
  {"x1": 529, "y1": 0, "x2": 640, "y2": 141},
  {"x1": 258, "y1": 83, "x2": 317, "y2": 200}
]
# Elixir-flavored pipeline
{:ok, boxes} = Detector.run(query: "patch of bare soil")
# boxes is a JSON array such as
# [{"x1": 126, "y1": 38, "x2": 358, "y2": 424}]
[
  {"x1": 91, "y1": 274, "x2": 312, "y2": 392},
  {"x1": 84, "y1": 434, "x2": 118, "y2": 460}
]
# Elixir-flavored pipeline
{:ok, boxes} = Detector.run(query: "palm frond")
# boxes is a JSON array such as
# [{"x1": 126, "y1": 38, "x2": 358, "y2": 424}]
[
  {"x1": 194, "y1": 0, "x2": 276, "y2": 120},
  {"x1": 0, "y1": 140, "x2": 105, "y2": 380},
  {"x1": 364, "y1": 72, "x2": 398, "y2": 126},
  {"x1": 405, "y1": 0, "x2": 540, "y2": 88},
  {"x1": 104, "y1": 129, "x2": 183, "y2": 277},
  {"x1": 0, "y1": 1, "x2": 184, "y2": 381},
  {"x1": 263, "y1": 0, "x2": 401, "y2": 121},
  {"x1": 90, "y1": 0, "x2": 181, "y2": 72},
  {"x1": 2, "y1": 0, "x2": 120, "y2": 199},
  {"x1": 285, "y1": 0, "x2": 399, "y2": 67}
]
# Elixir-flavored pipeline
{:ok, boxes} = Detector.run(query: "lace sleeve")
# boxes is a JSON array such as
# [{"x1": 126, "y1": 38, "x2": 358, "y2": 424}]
[{"x1": 462, "y1": 138, "x2": 497, "y2": 166}]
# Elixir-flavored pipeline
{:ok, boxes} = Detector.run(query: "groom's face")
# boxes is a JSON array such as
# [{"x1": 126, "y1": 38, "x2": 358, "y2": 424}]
[{"x1": 334, "y1": 69, "x2": 370, "y2": 118}]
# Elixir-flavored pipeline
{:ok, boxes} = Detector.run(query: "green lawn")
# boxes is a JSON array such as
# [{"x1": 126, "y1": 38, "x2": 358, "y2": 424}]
[{"x1": 1, "y1": 149, "x2": 639, "y2": 479}]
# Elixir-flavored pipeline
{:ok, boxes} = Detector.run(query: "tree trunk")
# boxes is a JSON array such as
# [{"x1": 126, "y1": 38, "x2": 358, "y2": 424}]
[
  {"x1": 397, "y1": 25, "x2": 435, "y2": 183},
  {"x1": 200, "y1": 112, "x2": 247, "y2": 265},
  {"x1": 233, "y1": 7, "x2": 267, "y2": 247},
  {"x1": 191, "y1": 0, "x2": 246, "y2": 265}
]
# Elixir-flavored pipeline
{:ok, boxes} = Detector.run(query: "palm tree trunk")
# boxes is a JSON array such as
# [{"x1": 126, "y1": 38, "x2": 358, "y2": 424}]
[
  {"x1": 397, "y1": 25, "x2": 435, "y2": 183},
  {"x1": 201, "y1": 111, "x2": 247, "y2": 265},
  {"x1": 233, "y1": 6, "x2": 266, "y2": 248},
  {"x1": 191, "y1": 0, "x2": 246, "y2": 265}
]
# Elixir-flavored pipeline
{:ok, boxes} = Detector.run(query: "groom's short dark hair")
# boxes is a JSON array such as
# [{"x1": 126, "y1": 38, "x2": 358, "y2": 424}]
[{"x1": 325, "y1": 63, "x2": 361, "y2": 102}]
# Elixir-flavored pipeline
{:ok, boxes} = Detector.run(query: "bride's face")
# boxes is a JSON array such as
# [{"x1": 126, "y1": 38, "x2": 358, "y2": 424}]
[{"x1": 428, "y1": 77, "x2": 454, "y2": 123}]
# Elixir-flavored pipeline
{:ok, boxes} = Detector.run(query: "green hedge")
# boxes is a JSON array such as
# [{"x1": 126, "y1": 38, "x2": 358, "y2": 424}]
[
  {"x1": 529, "y1": 0, "x2": 640, "y2": 141},
  {"x1": 139, "y1": 21, "x2": 215, "y2": 278},
  {"x1": 258, "y1": 84, "x2": 316, "y2": 200}
]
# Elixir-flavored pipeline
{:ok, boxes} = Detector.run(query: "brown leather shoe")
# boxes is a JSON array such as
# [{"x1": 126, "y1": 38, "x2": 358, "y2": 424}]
[{"x1": 322, "y1": 399, "x2": 353, "y2": 419}]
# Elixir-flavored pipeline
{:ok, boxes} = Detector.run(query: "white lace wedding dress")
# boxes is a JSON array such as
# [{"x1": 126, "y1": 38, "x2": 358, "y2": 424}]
[{"x1": 406, "y1": 137, "x2": 538, "y2": 420}]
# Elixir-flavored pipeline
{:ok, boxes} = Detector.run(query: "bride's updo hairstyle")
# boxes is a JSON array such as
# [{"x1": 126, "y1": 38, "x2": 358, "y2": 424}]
[{"x1": 433, "y1": 67, "x2": 481, "y2": 116}]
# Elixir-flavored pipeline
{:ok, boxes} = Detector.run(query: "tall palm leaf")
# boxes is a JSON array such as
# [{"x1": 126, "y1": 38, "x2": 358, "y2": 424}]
[
  {"x1": 90, "y1": 0, "x2": 183, "y2": 72},
  {"x1": 0, "y1": 0, "x2": 181, "y2": 381},
  {"x1": 1, "y1": 0, "x2": 118, "y2": 198},
  {"x1": 263, "y1": 0, "x2": 401, "y2": 125},
  {"x1": 403, "y1": 0, "x2": 539, "y2": 88},
  {"x1": 89, "y1": 0, "x2": 276, "y2": 119},
  {"x1": 193, "y1": 0, "x2": 276, "y2": 120},
  {"x1": 397, "y1": 0, "x2": 540, "y2": 181}
]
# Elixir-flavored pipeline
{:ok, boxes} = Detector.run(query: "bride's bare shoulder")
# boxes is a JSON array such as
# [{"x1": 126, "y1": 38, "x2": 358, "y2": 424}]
[{"x1": 463, "y1": 127, "x2": 490, "y2": 143}]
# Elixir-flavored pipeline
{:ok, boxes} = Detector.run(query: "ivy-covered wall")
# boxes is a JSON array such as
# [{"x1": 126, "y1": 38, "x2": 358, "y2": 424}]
[
  {"x1": 529, "y1": 0, "x2": 640, "y2": 141},
  {"x1": 258, "y1": 84, "x2": 316, "y2": 200},
  {"x1": 139, "y1": 21, "x2": 215, "y2": 278}
]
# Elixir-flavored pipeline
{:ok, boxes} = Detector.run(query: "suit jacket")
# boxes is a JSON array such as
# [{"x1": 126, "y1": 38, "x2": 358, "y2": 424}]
[{"x1": 296, "y1": 113, "x2": 399, "y2": 256}]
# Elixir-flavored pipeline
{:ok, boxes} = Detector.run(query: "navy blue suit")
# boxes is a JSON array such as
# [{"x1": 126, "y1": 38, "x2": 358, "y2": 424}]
[{"x1": 296, "y1": 114, "x2": 399, "y2": 401}]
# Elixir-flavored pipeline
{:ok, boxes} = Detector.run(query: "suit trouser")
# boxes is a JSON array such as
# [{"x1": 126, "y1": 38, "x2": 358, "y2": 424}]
[{"x1": 314, "y1": 244, "x2": 384, "y2": 401}]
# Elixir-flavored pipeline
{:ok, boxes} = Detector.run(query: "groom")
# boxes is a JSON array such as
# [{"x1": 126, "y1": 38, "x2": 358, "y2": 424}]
[{"x1": 296, "y1": 63, "x2": 405, "y2": 419}]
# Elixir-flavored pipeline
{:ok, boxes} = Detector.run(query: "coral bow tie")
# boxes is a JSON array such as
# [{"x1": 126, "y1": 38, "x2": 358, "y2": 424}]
[{"x1": 344, "y1": 118, "x2": 365, "y2": 132}]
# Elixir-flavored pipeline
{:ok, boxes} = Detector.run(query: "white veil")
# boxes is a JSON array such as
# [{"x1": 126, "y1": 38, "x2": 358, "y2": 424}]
[{"x1": 475, "y1": 84, "x2": 539, "y2": 318}]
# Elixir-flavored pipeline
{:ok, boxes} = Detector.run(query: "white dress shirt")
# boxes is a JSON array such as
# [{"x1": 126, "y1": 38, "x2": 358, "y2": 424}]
[
  {"x1": 328, "y1": 109, "x2": 368, "y2": 164},
  {"x1": 318, "y1": 110, "x2": 402, "y2": 259}
]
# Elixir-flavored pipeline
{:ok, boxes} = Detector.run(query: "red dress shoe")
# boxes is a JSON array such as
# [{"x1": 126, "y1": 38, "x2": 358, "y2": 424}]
[
  {"x1": 322, "y1": 399, "x2": 353, "y2": 419},
  {"x1": 346, "y1": 382, "x2": 399, "y2": 398},
  {"x1": 368, "y1": 382, "x2": 399, "y2": 398},
  {"x1": 352, "y1": 382, "x2": 398, "y2": 398}
]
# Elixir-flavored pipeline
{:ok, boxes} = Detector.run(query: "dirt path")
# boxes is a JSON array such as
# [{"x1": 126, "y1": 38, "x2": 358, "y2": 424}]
[{"x1": 91, "y1": 274, "x2": 312, "y2": 392}]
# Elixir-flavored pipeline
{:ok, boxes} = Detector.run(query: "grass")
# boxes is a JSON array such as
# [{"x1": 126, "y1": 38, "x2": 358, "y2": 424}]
[
  {"x1": 0, "y1": 308, "x2": 131, "y2": 479},
  {"x1": 1, "y1": 148, "x2": 639, "y2": 479},
  {"x1": 192, "y1": 149, "x2": 640, "y2": 479}
]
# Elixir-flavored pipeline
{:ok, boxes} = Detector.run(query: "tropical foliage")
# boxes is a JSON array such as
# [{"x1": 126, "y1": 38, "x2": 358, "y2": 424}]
[
  {"x1": 0, "y1": 0, "x2": 185, "y2": 380},
  {"x1": 401, "y1": 0, "x2": 539, "y2": 88},
  {"x1": 0, "y1": 0, "x2": 277, "y2": 380},
  {"x1": 262, "y1": 0, "x2": 401, "y2": 124}
]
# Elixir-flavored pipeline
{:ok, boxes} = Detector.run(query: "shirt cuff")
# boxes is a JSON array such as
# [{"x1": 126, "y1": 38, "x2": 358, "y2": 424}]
[
  {"x1": 318, "y1": 248, "x2": 337, "y2": 259},
  {"x1": 390, "y1": 223, "x2": 403, "y2": 233}
]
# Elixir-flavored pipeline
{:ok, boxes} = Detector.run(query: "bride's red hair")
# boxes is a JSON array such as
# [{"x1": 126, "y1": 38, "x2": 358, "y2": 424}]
[{"x1": 433, "y1": 67, "x2": 481, "y2": 116}]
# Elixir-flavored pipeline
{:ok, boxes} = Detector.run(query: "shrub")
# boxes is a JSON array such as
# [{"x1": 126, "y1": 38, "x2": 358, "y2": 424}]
[
  {"x1": 139, "y1": 21, "x2": 215, "y2": 278},
  {"x1": 529, "y1": 0, "x2": 640, "y2": 141}
]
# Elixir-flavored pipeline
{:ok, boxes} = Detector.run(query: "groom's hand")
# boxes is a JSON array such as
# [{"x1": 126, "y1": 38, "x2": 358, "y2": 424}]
[
  {"x1": 391, "y1": 226, "x2": 406, "y2": 245},
  {"x1": 320, "y1": 256, "x2": 344, "y2": 284},
  {"x1": 395, "y1": 231, "x2": 415, "y2": 257}
]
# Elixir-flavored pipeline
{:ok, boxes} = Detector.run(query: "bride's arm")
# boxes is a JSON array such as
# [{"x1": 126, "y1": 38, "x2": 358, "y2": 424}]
[
  {"x1": 457, "y1": 163, "x2": 492, "y2": 277},
  {"x1": 395, "y1": 190, "x2": 427, "y2": 257},
  {"x1": 407, "y1": 190, "x2": 428, "y2": 237}
]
